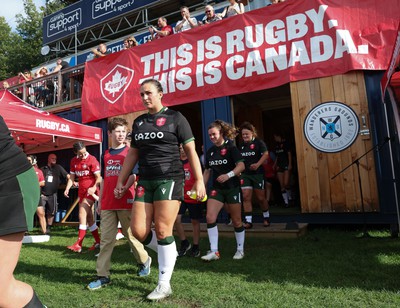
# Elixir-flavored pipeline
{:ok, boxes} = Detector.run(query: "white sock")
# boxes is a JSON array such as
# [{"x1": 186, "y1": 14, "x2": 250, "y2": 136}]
[
  {"x1": 88, "y1": 223, "x2": 98, "y2": 232},
  {"x1": 79, "y1": 224, "x2": 87, "y2": 230},
  {"x1": 245, "y1": 215, "x2": 252, "y2": 223},
  {"x1": 145, "y1": 229, "x2": 158, "y2": 253},
  {"x1": 235, "y1": 229, "x2": 245, "y2": 252},
  {"x1": 263, "y1": 211, "x2": 270, "y2": 218},
  {"x1": 207, "y1": 225, "x2": 219, "y2": 252},
  {"x1": 287, "y1": 189, "x2": 292, "y2": 200},
  {"x1": 282, "y1": 191, "x2": 288, "y2": 204},
  {"x1": 157, "y1": 241, "x2": 177, "y2": 286}
]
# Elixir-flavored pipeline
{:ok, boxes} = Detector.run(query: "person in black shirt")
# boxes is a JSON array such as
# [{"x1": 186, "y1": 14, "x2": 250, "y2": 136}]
[
  {"x1": 238, "y1": 122, "x2": 270, "y2": 228},
  {"x1": 0, "y1": 116, "x2": 45, "y2": 307},
  {"x1": 41, "y1": 153, "x2": 69, "y2": 233},
  {"x1": 201, "y1": 120, "x2": 245, "y2": 261},
  {"x1": 115, "y1": 79, "x2": 205, "y2": 301},
  {"x1": 273, "y1": 132, "x2": 292, "y2": 207}
]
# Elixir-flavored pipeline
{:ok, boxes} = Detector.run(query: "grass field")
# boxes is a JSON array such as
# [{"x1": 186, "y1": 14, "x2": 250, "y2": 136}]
[{"x1": 16, "y1": 226, "x2": 400, "y2": 308}]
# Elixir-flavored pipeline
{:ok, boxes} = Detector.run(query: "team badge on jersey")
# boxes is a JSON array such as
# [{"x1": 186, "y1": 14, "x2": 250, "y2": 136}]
[
  {"x1": 82, "y1": 164, "x2": 87, "y2": 169},
  {"x1": 210, "y1": 190, "x2": 218, "y2": 197},
  {"x1": 156, "y1": 117, "x2": 166, "y2": 127},
  {"x1": 250, "y1": 144, "x2": 255, "y2": 150},
  {"x1": 220, "y1": 148, "x2": 227, "y2": 156},
  {"x1": 240, "y1": 178, "x2": 244, "y2": 185},
  {"x1": 136, "y1": 185, "x2": 145, "y2": 198}
]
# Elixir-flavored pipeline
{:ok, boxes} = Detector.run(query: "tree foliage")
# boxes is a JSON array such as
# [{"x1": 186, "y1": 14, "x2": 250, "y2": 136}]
[{"x1": 2, "y1": 0, "x2": 68, "y2": 79}]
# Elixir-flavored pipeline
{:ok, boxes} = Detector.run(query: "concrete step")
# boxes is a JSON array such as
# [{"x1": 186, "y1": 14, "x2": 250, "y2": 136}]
[{"x1": 182, "y1": 222, "x2": 308, "y2": 239}]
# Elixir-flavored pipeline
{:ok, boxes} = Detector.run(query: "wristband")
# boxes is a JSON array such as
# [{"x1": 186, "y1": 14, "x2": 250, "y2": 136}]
[{"x1": 227, "y1": 171, "x2": 235, "y2": 178}]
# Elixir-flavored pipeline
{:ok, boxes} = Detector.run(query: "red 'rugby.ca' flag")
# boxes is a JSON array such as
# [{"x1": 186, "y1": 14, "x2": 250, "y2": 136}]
[{"x1": 82, "y1": 0, "x2": 400, "y2": 123}]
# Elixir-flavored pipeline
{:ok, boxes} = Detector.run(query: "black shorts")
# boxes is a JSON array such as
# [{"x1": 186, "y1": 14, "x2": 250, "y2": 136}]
[
  {"x1": 178, "y1": 201, "x2": 203, "y2": 220},
  {"x1": 0, "y1": 168, "x2": 40, "y2": 236},
  {"x1": 40, "y1": 193, "x2": 58, "y2": 216}
]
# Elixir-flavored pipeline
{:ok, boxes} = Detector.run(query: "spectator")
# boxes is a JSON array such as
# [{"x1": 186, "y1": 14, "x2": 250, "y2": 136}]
[
  {"x1": 175, "y1": 6, "x2": 198, "y2": 33},
  {"x1": 40, "y1": 153, "x2": 69, "y2": 234},
  {"x1": 53, "y1": 58, "x2": 70, "y2": 101},
  {"x1": 86, "y1": 118, "x2": 151, "y2": 291},
  {"x1": 34, "y1": 66, "x2": 50, "y2": 108},
  {"x1": 123, "y1": 36, "x2": 138, "y2": 49},
  {"x1": 174, "y1": 145, "x2": 204, "y2": 258},
  {"x1": 149, "y1": 17, "x2": 173, "y2": 40},
  {"x1": 64, "y1": 142, "x2": 102, "y2": 253},
  {"x1": 2, "y1": 81, "x2": 10, "y2": 90},
  {"x1": 200, "y1": 4, "x2": 222, "y2": 24},
  {"x1": 27, "y1": 155, "x2": 46, "y2": 235},
  {"x1": 18, "y1": 69, "x2": 32, "y2": 83},
  {"x1": 218, "y1": 0, "x2": 245, "y2": 18},
  {"x1": 91, "y1": 43, "x2": 110, "y2": 58},
  {"x1": 0, "y1": 115, "x2": 45, "y2": 308},
  {"x1": 53, "y1": 58, "x2": 70, "y2": 73},
  {"x1": 35, "y1": 66, "x2": 48, "y2": 78}
]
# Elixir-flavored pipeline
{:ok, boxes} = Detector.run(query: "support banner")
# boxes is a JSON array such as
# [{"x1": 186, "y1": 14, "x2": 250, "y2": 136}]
[{"x1": 82, "y1": 0, "x2": 400, "y2": 123}]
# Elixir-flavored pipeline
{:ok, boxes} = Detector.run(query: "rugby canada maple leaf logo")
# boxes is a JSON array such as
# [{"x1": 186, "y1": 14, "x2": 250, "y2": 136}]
[
  {"x1": 100, "y1": 64, "x2": 134, "y2": 104},
  {"x1": 104, "y1": 71, "x2": 127, "y2": 97}
]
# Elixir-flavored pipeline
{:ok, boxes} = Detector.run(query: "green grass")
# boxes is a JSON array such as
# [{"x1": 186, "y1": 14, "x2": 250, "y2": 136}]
[{"x1": 16, "y1": 227, "x2": 400, "y2": 307}]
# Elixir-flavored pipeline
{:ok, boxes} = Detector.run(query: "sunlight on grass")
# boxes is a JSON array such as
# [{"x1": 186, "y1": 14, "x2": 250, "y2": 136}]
[{"x1": 15, "y1": 226, "x2": 400, "y2": 307}]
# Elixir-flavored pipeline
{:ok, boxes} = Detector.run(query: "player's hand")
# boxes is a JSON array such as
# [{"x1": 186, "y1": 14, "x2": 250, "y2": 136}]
[
  {"x1": 64, "y1": 189, "x2": 69, "y2": 198},
  {"x1": 114, "y1": 182, "x2": 125, "y2": 199},
  {"x1": 191, "y1": 180, "x2": 206, "y2": 202}
]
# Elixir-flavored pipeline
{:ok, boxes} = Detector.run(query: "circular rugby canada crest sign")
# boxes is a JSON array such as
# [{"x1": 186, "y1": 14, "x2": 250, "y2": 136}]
[{"x1": 304, "y1": 101, "x2": 360, "y2": 153}]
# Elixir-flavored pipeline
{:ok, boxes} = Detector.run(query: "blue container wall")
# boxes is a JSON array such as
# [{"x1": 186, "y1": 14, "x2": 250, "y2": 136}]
[
  {"x1": 364, "y1": 71, "x2": 400, "y2": 216},
  {"x1": 201, "y1": 96, "x2": 232, "y2": 152}
]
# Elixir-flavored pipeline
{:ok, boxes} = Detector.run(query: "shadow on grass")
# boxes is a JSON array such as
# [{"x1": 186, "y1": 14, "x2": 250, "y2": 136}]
[{"x1": 19, "y1": 227, "x2": 400, "y2": 294}]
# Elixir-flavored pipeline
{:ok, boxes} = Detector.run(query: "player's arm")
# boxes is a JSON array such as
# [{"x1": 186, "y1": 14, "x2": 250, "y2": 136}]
[
  {"x1": 87, "y1": 172, "x2": 102, "y2": 196},
  {"x1": 250, "y1": 150, "x2": 269, "y2": 171},
  {"x1": 115, "y1": 147, "x2": 139, "y2": 197},
  {"x1": 64, "y1": 173, "x2": 75, "y2": 198}
]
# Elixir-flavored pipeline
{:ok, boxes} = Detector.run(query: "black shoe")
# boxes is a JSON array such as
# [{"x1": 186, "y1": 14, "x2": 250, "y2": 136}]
[
  {"x1": 178, "y1": 242, "x2": 191, "y2": 257},
  {"x1": 189, "y1": 247, "x2": 200, "y2": 257},
  {"x1": 243, "y1": 222, "x2": 253, "y2": 229}
]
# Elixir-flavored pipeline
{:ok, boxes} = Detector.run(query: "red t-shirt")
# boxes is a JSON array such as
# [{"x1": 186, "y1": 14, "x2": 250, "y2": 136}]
[
  {"x1": 155, "y1": 25, "x2": 173, "y2": 39},
  {"x1": 70, "y1": 153, "x2": 100, "y2": 200},
  {"x1": 34, "y1": 165, "x2": 45, "y2": 184},
  {"x1": 182, "y1": 159, "x2": 199, "y2": 204},
  {"x1": 101, "y1": 146, "x2": 134, "y2": 210}
]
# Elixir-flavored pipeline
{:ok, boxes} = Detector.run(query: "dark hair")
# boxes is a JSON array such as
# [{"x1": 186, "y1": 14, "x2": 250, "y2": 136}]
[
  {"x1": 239, "y1": 121, "x2": 257, "y2": 138},
  {"x1": 73, "y1": 141, "x2": 85, "y2": 154},
  {"x1": 140, "y1": 78, "x2": 164, "y2": 93},
  {"x1": 108, "y1": 117, "x2": 128, "y2": 133},
  {"x1": 28, "y1": 155, "x2": 37, "y2": 165},
  {"x1": 208, "y1": 120, "x2": 238, "y2": 140}
]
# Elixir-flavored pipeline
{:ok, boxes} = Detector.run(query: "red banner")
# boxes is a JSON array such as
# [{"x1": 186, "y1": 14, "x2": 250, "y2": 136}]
[{"x1": 82, "y1": 0, "x2": 400, "y2": 123}]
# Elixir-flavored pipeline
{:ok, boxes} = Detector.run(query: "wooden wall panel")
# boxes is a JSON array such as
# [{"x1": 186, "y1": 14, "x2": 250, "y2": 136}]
[{"x1": 290, "y1": 72, "x2": 379, "y2": 213}]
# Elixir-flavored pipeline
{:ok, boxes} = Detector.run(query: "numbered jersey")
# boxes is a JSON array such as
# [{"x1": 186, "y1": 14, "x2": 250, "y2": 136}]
[
  {"x1": 131, "y1": 107, "x2": 194, "y2": 180},
  {"x1": 206, "y1": 139, "x2": 243, "y2": 189},
  {"x1": 239, "y1": 138, "x2": 268, "y2": 175}
]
